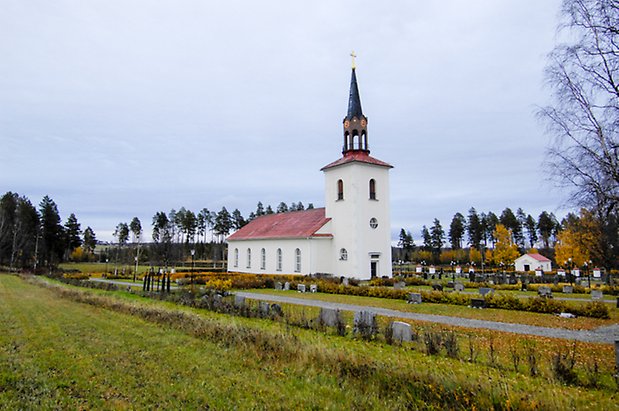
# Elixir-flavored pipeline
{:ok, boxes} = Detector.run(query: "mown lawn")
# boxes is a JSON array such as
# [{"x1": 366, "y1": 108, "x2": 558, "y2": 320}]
[
  {"x1": 246, "y1": 288, "x2": 619, "y2": 330},
  {"x1": 2, "y1": 274, "x2": 618, "y2": 409}
]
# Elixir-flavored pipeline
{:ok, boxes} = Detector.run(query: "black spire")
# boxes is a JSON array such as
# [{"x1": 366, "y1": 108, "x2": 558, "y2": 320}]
[
  {"x1": 346, "y1": 68, "x2": 363, "y2": 119},
  {"x1": 342, "y1": 62, "x2": 369, "y2": 154}
]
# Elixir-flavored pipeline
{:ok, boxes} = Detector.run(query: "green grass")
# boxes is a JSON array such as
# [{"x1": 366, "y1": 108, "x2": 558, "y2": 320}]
[
  {"x1": 245, "y1": 288, "x2": 619, "y2": 330},
  {"x1": 2, "y1": 273, "x2": 618, "y2": 409}
]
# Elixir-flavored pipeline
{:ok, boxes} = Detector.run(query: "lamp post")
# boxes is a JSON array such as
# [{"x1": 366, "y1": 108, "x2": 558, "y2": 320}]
[
  {"x1": 568, "y1": 257, "x2": 573, "y2": 285},
  {"x1": 105, "y1": 258, "x2": 109, "y2": 277},
  {"x1": 585, "y1": 260, "x2": 591, "y2": 288},
  {"x1": 190, "y1": 249, "x2": 196, "y2": 293},
  {"x1": 451, "y1": 261, "x2": 455, "y2": 283}
]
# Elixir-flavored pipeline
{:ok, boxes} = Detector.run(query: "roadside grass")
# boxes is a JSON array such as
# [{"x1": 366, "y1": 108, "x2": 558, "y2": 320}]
[
  {"x1": 245, "y1": 289, "x2": 619, "y2": 330},
  {"x1": 3, "y1": 273, "x2": 618, "y2": 409}
]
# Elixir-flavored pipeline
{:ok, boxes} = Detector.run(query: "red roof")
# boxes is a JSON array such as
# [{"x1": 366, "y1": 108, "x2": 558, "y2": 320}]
[
  {"x1": 527, "y1": 253, "x2": 551, "y2": 262},
  {"x1": 321, "y1": 150, "x2": 393, "y2": 171},
  {"x1": 227, "y1": 208, "x2": 332, "y2": 241}
]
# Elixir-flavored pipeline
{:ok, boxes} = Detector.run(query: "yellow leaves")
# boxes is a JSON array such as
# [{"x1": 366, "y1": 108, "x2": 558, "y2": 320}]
[
  {"x1": 555, "y1": 208, "x2": 602, "y2": 267},
  {"x1": 492, "y1": 224, "x2": 520, "y2": 265}
]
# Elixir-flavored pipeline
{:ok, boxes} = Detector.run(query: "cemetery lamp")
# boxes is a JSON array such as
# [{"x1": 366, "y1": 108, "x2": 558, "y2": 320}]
[{"x1": 190, "y1": 249, "x2": 196, "y2": 292}]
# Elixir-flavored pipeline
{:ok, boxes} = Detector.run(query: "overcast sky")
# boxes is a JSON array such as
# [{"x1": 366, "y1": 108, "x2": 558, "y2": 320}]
[{"x1": 1, "y1": 0, "x2": 569, "y2": 243}]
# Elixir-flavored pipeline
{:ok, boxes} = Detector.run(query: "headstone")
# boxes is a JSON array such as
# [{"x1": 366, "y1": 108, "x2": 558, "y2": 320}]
[
  {"x1": 342, "y1": 278, "x2": 349, "y2": 286},
  {"x1": 432, "y1": 284, "x2": 443, "y2": 292},
  {"x1": 415, "y1": 265, "x2": 422, "y2": 273},
  {"x1": 213, "y1": 294, "x2": 223, "y2": 305},
  {"x1": 447, "y1": 281, "x2": 454, "y2": 289},
  {"x1": 562, "y1": 285, "x2": 573, "y2": 294},
  {"x1": 538, "y1": 286, "x2": 553, "y2": 297},
  {"x1": 591, "y1": 290, "x2": 603, "y2": 300},
  {"x1": 593, "y1": 268, "x2": 602, "y2": 278},
  {"x1": 297, "y1": 284, "x2": 306, "y2": 293},
  {"x1": 535, "y1": 270, "x2": 543, "y2": 277},
  {"x1": 354, "y1": 310, "x2": 377, "y2": 336},
  {"x1": 429, "y1": 266, "x2": 436, "y2": 274},
  {"x1": 408, "y1": 293, "x2": 422, "y2": 304},
  {"x1": 259, "y1": 301, "x2": 270, "y2": 315},
  {"x1": 234, "y1": 295, "x2": 246, "y2": 307},
  {"x1": 319, "y1": 307, "x2": 341, "y2": 327},
  {"x1": 270, "y1": 303, "x2": 283, "y2": 316},
  {"x1": 455, "y1": 283, "x2": 465, "y2": 292},
  {"x1": 478, "y1": 287, "x2": 494, "y2": 297},
  {"x1": 559, "y1": 312, "x2": 576, "y2": 318},
  {"x1": 275, "y1": 282, "x2": 283, "y2": 290},
  {"x1": 572, "y1": 269, "x2": 580, "y2": 277},
  {"x1": 284, "y1": 282, "x2": 290, "y2": 291},
  {"x1": 471, "y1": 298, "x2": 486, "y2": 308},
  {"x1": 394, "y1": 281, "x2": 406, "y2": 290},
  {"x1": 455, "y1": 266, "x2": 462, "y2": 274},
  {"x1": 390, "y1": 321, "x2": 412, "y2": 343},
  {"x1": 310, "y1": 284, "x2": 318, "y2": 293}
]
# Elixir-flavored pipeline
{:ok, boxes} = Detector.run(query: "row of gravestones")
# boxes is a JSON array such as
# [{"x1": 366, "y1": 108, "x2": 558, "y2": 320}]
[
  {"x1": 274, "y1": 282, "x2": 318, "y2": 293},
  {"x1": 233, "y1": 295, "x2": 284, "y2": 316},
  {"x1": 318, "y1": 308, "x2": 414, "y2": 342}
]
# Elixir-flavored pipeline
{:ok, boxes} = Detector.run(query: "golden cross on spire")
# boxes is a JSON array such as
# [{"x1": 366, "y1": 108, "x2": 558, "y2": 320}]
[{"x1": 350, "y1": 50, "x2": 357, "y2": 69}]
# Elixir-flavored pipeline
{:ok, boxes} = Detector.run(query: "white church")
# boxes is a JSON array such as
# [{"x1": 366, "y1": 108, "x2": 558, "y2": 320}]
[{"x1": 227, "y1": 63, "x2": 393, "y2": 279}]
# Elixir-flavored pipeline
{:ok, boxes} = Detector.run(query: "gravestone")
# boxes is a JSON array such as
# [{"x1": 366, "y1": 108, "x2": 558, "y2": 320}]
[
  {"x1": 354, "y1": 310, "x2": 377, "y2": 337},
  {"x1": 284, "y1": 282, "x2": 290, "y2": 291},
  {"x1": 213, "y1": 294, "x2": 223, "y2": 305},
  {"x1": 572, "y1": 269, "x2": 580, "y2": 277},
  {"x1": 593, "y1": 269, "x2": 602, "y2": 278},
  {"x1": 562, "y1": 285, "x2": 573, "y2": 294},
  {"x1": 310, "y1": 284, "x2": 318, "y2": 293},
  {"x1": 319, "y1": 307, "x2": 341, "y2": 327},
  {"x1": 455, "y1": 266, "x2": 462, "y2": 274},
  {"x1": 591, "y1": 290, "x2": 603, "y2": 300},
  {"x1": 342, "y1": 278, "x2": 349, "y2": 286},
  {"x1": 429, "y1": 266, "x2": 436, "y2": 274},
  {"x1": 454, "y1": 283, "x2": 465, "y2": 292},
  {"x1": 259, "y1": 301, "x2": 270, "y2": 315},
  {"x1": 270, "y1": 303, "x2": 283, "y2": 316},
  {"x1": 275, "y1": 282, "x2": 283, "y2": 290},
  {"x1": 471, "y1": 298, "x2": 486, "y2": 309},
  {"x1": 390, "y1": 321, "x2": 413, "y2": 343},
  {"x1": 394, "y1": 281, "x2": 406, "y2": 290},
  {"x1": 234, "y1": 295, "x2": 246, "y2": 307},
  {"x1": 415, "y1": 265, "x2": 422, "y2": 273},
  {"x1": 478, "y1": 287, "x2": 494, "y2": 297},
  {"x1": 297, "y1": 284, "x2": 306, "y2": 293},
  {"x1": 408, "y1": 293, "x2": 422, "y2": 304},
  {"x1": 538, "y1": 286, "x2": 553, "y2": 298},
  {"x1": 432, "y1": 284, "x2": 443, "y2": 292},
  {"x1": 447, "y1": 281, "x2": 454, "y2": 289},
  {"x1": 535, "y1": 270, "x2": 543, "y2": 277}
]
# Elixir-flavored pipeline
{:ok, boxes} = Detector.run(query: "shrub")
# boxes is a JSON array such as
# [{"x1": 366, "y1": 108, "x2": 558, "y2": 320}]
[
  {"x1": 423, "y1": 331, "x2": 443, "y2": 355},
  {"x1": 570, "y1": 301, "x2": 610, "y2": 319}
]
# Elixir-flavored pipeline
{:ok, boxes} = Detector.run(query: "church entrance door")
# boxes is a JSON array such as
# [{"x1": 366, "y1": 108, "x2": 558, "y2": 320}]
[{"x1": 370, "y1": 261, "x2": 378, "y2": 278}]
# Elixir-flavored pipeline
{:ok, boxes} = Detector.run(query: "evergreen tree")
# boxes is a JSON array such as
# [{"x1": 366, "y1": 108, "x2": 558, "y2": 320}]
[
  {"x1": 214, "y1": 207, "x2": 233, "y2": 241},
  {"x1": 537, "y1": 211, "x2": 556, "y2": 248},
  {"x1": 485, "y1": 212, "x2": 499, "y2": 246},
  {"x1": 421, "y1": 225, "x2": 432, "y2": 252},
  {"x1": 524, "y1": 215, "x2": 538, "y2": 249},
  {"x1": 449, "y1": 212, "x2": 465, "y2": 249},
  {"x1": 39, "y1": 195, "x2": 65, "y2": 268},
  {"x1": 430, "y1": 218, "x2": 445, "y2": 256},
  {"x1": 255, "y1": 202, "x2": 265, "y2": 217},
  {"x1": 64, "y1": 213, "x2": 82, "y2": 253},
  {"x1": 83, "y1": 226, "x2": 97, "y2": 255},
  {"x1": 231, "y1": 209, "x2": 246, "y2": 230},
  {"x1": 265, "y1": 205, "x2": 274, "y2": 214},
  {"x1": 467, "y1": 208, "x2": 483, "y2": 248},
  {"x1": 276, "y1": 202, "x2": 288, "y2": 213}
]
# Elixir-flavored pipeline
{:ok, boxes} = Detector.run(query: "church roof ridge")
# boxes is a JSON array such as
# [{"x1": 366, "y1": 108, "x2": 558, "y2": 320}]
[{"x1": 321, "y1": 151, "x2": 393, "y2": 171}]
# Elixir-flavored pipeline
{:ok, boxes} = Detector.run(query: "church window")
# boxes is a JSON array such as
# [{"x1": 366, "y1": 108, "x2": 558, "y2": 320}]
[
  {"x1": 337, "y1": 179, "x2": 344, "y2": 200},
  {"x1": 295, "y1": 248, "x2": 301, "y2": 272},
  {"x1": 276, "y1": 248, "x2": 282, "y2": 271},
  {"x1": 340, "y1": 248, "x2": 348, "y2": 261},
  {"x1": 369, "y1": 218, "x2": 378, "y2": 229},
  {"x1": 246, "y1": 248, "x2": 251, "y2": 268},
  {"x1": 234, "y1": 248, "x2": 239, "y2": 267},
  {"x1": 369, "y1": 179, "x2": 376, "y2": 200},
  {"x1": 260, "y1": 248, "x2": 266, "y2": 270}
]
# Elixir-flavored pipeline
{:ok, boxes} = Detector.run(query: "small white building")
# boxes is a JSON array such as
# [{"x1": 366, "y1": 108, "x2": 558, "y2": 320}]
[
  {"x1": 514, "y1": 253, "x2": 552, "y2": 273},
  {"x1": 227, "y1": 64, "x2": 393, "y2": 279}
]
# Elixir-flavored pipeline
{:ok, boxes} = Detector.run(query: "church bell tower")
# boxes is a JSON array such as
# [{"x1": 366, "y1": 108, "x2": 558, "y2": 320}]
[{"x1": 321, "y1": 54, "x2": 393, "y2": 279}]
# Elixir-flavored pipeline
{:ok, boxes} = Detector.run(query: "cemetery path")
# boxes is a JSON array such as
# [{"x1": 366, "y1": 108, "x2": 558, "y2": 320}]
[{"x1": 236, "y1": 292, "x2": 619, "y2": 344}]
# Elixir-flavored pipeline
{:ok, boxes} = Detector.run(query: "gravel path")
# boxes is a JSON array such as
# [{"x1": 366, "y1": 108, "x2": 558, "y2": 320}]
[{"x1": 236, "y1": 291, "x2": 619, "y2": 344}]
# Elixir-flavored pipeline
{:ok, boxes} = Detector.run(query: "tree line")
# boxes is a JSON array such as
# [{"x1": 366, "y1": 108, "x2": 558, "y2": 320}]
[{"x1": 0, "y1": 192, "x2": 96, "y2": 271}]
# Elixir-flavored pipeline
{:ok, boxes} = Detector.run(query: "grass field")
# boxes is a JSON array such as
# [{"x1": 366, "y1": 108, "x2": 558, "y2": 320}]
[{"x1": 2, "y1": 273, "x2": 618, "y2": 409}]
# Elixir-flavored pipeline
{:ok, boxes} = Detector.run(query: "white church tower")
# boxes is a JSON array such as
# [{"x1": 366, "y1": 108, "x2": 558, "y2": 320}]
[{"x1": 321, "y1": 60, "x2": 393, "y2": 279}]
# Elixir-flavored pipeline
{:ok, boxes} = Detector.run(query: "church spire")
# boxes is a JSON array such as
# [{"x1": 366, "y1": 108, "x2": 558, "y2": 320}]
[{"x1": 342, "y1": 52, "x2": 369, "y2": 154}]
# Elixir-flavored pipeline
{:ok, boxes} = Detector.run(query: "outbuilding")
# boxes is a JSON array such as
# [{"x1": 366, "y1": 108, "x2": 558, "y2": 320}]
[{"x1": 514, "y1": 253, "x2": 552, "y2": 272}]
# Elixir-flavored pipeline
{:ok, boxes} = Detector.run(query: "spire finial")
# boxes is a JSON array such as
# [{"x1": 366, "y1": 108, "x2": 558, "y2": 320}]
[{"x1": 350, "y1": 50, "x2": 357, "y2": 69}]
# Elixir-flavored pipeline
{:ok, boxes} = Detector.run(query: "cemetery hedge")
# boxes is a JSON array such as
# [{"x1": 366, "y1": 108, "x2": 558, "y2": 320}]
[{"x1": 4, "y1": 273, "x2": 617, "y2": 410}]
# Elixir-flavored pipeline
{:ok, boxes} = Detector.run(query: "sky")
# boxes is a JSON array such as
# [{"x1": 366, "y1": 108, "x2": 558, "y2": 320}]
[{"x1": 1, "y1": 0, "x2": 570, "y2": 243}]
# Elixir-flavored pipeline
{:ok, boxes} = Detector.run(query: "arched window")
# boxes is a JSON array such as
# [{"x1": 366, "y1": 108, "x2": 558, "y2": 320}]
[
  {"x1": 340, "y1": 248, "x2": 348, "y2": 261},
  {"x1": 369, "y1": 179, "x2": 376, "y2": 200},
  {"x1": 260, "y1": 248, "x2": 266, "y2": 270},
  {"x1": 246, "y1": 248, "x2": 251, "y2": 268},
  {"x1": 295, "y1": 248, "x2": 301, "y2": 273},
  {"x1": 276, "y1": 248, "x2": 282, "y2": 271},
  {"x1": 234, "y1": 248, "x2": 239, "y2": 267},
  {"x1": 337, "y1": 179, "x2": 344, "y2": 200}
]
